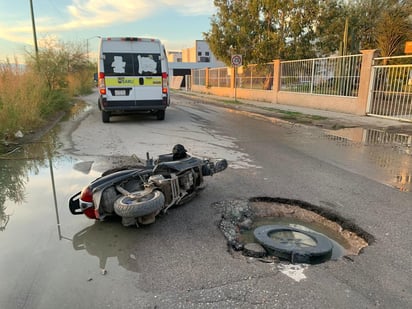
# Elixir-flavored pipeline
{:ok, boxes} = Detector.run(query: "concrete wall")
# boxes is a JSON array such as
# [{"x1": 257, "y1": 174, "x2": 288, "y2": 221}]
[{"x1": 191, "y1": 50, "x2": 378, "y2": 116}]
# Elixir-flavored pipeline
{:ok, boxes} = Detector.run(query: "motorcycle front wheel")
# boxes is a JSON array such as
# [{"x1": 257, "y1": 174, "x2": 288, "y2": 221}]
[{"x1": 114, "y1": 190, "x2": 165, "y2": 218}]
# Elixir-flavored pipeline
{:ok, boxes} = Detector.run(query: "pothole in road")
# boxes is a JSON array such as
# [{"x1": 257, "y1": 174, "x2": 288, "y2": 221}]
[{"x1": 214, "y1": 197, "x2": 373, "y2": 264}]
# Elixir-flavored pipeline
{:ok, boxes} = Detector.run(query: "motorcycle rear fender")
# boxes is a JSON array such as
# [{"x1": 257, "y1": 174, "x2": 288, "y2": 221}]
[{"x1": 90, "y1": 168, "x2": 148, "y2": 192}]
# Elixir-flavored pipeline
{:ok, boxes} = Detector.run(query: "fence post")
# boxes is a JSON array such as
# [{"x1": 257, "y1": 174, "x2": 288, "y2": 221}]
[
  {"x1": 272, "y1": 59, "x2": 281, "y2": 103},
  {"x1": 205, "y1": 67, "x2": 210, "y2": 88},
  {"x1": 230, "y1": 67, "x2": 236, "y2": 89},
  {"x1": 357, "y1": 49, "x2": 379, "y2": 115}
]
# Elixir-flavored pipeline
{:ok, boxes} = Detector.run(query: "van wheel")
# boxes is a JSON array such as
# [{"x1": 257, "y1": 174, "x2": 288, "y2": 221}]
[
  {"x1": 156, "y1": 110, "x2": 165, "y2": 120},
  {"x1": 102, "y1": 111, "x2": 110, "y2": 123}
]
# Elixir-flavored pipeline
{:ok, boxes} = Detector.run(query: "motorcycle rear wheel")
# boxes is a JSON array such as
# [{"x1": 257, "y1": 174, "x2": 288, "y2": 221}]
[{"x1": 114, "y1": 190, "x2": 165, "y2": 218}]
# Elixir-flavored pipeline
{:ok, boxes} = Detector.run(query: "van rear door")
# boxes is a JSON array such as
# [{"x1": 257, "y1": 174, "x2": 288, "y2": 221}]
[{"x1": 102, "y1": 40, "x2": 163, "y2": 108}]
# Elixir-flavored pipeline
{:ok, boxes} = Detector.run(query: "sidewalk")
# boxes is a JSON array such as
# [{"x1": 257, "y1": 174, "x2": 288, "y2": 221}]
[{"x1": 175, "y1": 90, "x2": 412, "y2": 132}]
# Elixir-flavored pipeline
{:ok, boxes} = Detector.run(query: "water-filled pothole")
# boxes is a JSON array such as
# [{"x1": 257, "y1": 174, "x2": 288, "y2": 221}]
[
  {"x1": 240, "y1": 217, "x2": 347, "y2": 260},
  {"x1": 215, "y1": 197, "x2": 373, "y2": 264}
]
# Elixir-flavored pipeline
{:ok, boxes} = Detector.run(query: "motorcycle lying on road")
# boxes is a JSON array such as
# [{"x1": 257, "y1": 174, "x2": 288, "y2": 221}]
[{"x1": 69, "y1": 145, "x2": 228, "y2": 227}]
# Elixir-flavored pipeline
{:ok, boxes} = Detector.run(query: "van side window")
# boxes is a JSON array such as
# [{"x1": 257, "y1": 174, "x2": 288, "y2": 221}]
[{"x1": 103, "y1": 53, "x2": 161, "y2": 76}]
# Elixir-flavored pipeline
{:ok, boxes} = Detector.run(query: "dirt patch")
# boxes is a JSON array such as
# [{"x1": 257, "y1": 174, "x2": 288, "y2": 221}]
[
  {"x1": 0, "y1": 99, "x2": 88, "y2": 156},
  {"x1": 250, "y1": 201, "x2": 368, "y2": 255},
  {"x1": 0, "y1": 111, "x2": 65, "y2": 156}
]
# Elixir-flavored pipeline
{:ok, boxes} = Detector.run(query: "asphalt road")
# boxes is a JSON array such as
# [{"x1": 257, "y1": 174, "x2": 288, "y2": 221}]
[{"x1": 2, "y1": 90, "x2": 410, "y2": 308}]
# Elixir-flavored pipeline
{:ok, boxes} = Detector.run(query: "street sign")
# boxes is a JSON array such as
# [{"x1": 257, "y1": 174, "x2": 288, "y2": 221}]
[
  {"x1": 405, "y1": 41, "x2": 412, "y2": 54},
  {"x1": 231, "y1": 54, "x2": 242, "y2": 67}
]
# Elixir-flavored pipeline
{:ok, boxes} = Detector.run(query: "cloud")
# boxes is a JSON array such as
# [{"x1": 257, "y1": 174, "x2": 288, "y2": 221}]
[
  {"x1": 0, "y1": 0, "x2": 214, "y2": 62},
  {"x1": 65, "y1": 0, "x2": 214, "y2": 26},
  {"x1": 0, "y1": 0, "x2": 214, "y2": 44},
  {"x1": 66, "y1": 0, "x2": 155, "y2": 27},
  {"x1": 160, "y1": 0, "x2": 215, "y2": 15},
  {"x1": 60, "y1": 0, "x2": 214, "y2": 30}
]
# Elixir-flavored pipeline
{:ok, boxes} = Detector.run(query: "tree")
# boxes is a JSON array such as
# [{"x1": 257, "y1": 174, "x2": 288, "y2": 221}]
[
  {"x1": 314, "y1": 0, "x2": 349, "y2": 56},
  {"x1": 26, "y1": 38, "x2": 89, "y2": 91},
  {"x1": 206, "y1": 0, "x2": 412, "y2": 62},
  {"x1": 345, "y1": 0, "x2": 412, "y2": 56},
  {"x1": 204, "y1": 0, "x2": 258, "y2": 65},
  {"x1": 375, "y1": 0, "x2": 412, "y2": 57},
  {"x1": 204, "y1": 0, "x2": 321, "y2": 64}
]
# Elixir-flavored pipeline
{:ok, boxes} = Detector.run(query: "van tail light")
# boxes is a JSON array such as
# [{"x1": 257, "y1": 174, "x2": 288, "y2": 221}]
[
  {"x1": 99, "y1": 72, "x2": 106, "y2": 95},
  {"x1": 162, "y1": 72, "x2": 168, "y2": 94},
  {"x1": 79, "y1": 186, "x2": 97, "y2": 219}
]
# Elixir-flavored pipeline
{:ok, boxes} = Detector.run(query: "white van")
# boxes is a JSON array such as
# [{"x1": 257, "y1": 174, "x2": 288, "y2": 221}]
[{"x1": 97, "y1": 37, "x2": 170, "y2": 123}]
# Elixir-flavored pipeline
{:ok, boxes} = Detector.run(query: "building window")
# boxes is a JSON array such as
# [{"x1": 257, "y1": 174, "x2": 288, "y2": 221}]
[
  {"x1": 205, "y1": 51, "x2": 210, "y2": 56},
  {"x1": 199, "y1": 56, "x2": 210, "y2": 63},
  {"x1": 198, "y1": 51, "x2": 202, "y2": 56}
]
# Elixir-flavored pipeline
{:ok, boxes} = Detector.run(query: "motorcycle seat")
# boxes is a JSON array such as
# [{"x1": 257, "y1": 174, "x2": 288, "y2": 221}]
[
  {"x1": 156, "y1": 153, "x2": 174, "y2": 163},
  {"x1": 154, "y1": 156, "x2": 203, "y2": 173}
]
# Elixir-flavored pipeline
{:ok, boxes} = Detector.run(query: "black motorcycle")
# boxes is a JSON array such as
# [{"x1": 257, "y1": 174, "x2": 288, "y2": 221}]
[{"x1": 69, "y1": 145, "x2": 227, "y2": 226}]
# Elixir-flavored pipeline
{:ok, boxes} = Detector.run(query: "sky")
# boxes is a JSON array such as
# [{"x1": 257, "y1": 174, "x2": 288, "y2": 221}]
[{"x1": 0, "y1": 0, "x2": 216, "y2": 63}]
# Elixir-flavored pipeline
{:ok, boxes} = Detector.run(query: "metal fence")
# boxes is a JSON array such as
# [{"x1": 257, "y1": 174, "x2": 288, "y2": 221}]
[
  {"x1": 367, "y1": 55, "x2": 412, "y2": 122},
  {"x1": 280, "y1": 54, "x2": 362, "y2": 97},
  {"x1": 237, "y1": 63, "x2": 274, "y2": 90},
  {"x1": 190, "y1": 54, "x2": 412, "y2": 122},
  {"x1": 209, "y1": 67, "x2": 230, "y2": 87},
  {"x1": 192, "y1": 68, "x2": 206, "y2": 86},
  {"x1": 192, "y1": 63, "x2": 275, "y2": 90}
]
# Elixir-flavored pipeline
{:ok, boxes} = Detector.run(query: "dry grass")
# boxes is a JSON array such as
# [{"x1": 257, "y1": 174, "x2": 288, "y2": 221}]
[
  {"x1": 0, "y1": 60, "x2": 94, "y2": 140},
  {"x1": 67, "y1": 71, "x2": 95, "y2": 96}
]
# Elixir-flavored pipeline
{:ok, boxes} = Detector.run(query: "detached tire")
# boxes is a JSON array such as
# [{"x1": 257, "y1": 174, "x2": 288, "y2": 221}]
[
  {"x1": 114, "y1": 190, "x2": 165, "y2": 218},
  {"x1": 254, "y1": 225, "x2": 333, "y2": 264}
]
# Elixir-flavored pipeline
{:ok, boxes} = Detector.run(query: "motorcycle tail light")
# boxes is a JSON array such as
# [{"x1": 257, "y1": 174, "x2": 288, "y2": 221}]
[
  {"x1": 83, "y1": 206, "x2": 96, "y2": 219},
  {"x1": 79, "y1": 187, "x2": 96, "y2": 219}
]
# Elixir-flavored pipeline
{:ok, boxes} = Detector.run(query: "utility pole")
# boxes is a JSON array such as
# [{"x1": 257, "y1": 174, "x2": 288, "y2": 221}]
[{"x1": 29, "y1": 0, "x2": 38, "y2": 55}]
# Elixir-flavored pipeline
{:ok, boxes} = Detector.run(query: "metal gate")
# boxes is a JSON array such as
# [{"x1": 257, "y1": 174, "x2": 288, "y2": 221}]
[{"x1": 367, "y1": 55, "x2": 412, "y2": 122}]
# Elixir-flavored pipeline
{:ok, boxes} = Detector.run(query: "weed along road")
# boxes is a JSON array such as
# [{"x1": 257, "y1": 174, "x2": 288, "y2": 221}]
[{"x1": 1, "y1": 91, "x2": 411, "y2": 308}]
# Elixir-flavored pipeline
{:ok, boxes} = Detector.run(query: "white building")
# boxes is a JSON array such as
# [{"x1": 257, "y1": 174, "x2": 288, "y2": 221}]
[
  {"x1": 167, "y1": 50, "x2": 182, "y2": 63},
  {"x1": 167, "y1": 40, "x2": 225, "y2": 89}
]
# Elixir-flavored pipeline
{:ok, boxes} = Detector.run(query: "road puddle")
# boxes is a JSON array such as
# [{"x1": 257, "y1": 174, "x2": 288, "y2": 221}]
[
  {"x1": 320, "y1": 127, "x2": 412, "y2": 192},
  {"x1": 72, "y1": 220, "x2": 140, "y2": 273},
  {"x1": 0, "y1": 139, "x2": 146, "y2": 287}
]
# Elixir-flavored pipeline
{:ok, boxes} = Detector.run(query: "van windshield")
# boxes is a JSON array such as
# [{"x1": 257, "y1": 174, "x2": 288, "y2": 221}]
[{"x1": 103, "y1": 53, "x2": 162, "y2": 76}]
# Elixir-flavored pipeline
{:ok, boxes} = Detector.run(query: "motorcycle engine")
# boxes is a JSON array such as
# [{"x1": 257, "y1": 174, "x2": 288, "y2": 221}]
[{"x1": 179, "y1": 171, "x2": 194, "y2": 191}]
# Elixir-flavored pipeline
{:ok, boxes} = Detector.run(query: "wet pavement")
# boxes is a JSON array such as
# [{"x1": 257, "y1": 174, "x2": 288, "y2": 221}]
[
  {"x1": 1, "y1": 92, "x2": 412, "y2": 308},
  {"x1": 175, "y1": 91, "x2": 412, "y2": 192}
]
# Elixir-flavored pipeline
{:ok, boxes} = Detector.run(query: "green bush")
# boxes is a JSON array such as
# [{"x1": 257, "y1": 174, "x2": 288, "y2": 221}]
[{"x1": 39, "y1": 89, "x2": 70, "y2": 117}]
